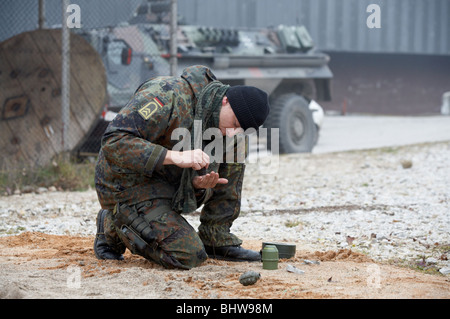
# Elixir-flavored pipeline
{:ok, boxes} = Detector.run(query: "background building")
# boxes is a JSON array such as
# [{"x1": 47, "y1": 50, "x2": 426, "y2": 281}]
[
  {"x1": 178, "y1": 0, "x2": 450, "y2": 115},
  {"x1": 1, "y1": 0, "x2": 449, "y2": 115}
]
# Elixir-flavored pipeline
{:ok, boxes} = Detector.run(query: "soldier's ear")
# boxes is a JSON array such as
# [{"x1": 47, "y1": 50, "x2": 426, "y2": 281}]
[{"x1": 222, "y1": 96, "x2": 229, "y2": 106}]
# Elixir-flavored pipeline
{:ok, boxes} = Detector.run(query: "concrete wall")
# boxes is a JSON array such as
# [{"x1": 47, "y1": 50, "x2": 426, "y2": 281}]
[{"x1": 321, "y1": 52, "x2": 450, "y2": 115}]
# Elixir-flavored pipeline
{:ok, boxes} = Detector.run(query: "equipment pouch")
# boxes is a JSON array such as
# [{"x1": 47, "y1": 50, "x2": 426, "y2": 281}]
[
  {"x1": 120, "y1": 224, "x2": 155, "y2": 255},
  {"x1": 113, "y1": 202, "x2": 158, "y2": 253}
]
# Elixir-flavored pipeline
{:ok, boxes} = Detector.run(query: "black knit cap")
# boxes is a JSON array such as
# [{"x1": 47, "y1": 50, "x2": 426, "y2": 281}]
[{"x1": 226, "y1": 85, "x2": 270, "y2": 131}]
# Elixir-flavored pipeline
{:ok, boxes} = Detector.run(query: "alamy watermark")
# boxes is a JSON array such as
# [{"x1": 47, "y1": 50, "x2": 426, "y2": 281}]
[
  {"x1": 171, "y1": 120, "x2": 280, "y2": 174},
  {"x1": 67, "y1": 265, "x2": 81, "y2": 289},
  {"x1": 67, "y1": 3, "x2": 381, "y2": 30},
  {"x1": 66, "y1": 4, "x2": 81, "y2": 29},
  {"x1": 366, "y1": 4, "x2": 381, "y2": 29},
  {"x1": 366, "y1": 264, "x2": 381, "y2": 289}
]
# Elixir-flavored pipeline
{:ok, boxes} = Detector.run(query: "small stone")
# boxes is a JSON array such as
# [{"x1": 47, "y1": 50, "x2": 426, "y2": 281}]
[
  {"x1": 339, "y1": 241, "x2": 349, "y2": 248},
  {"x1": 303, "y1": 259, "x2": 320, "y2": 265},
  {"x1": 21, "y1": 186, "x2": 34, "y2": 194},
  {"x1": 438, "y1": 267, "x2": 450, "y2": 275},
  {"x1": 35, "y1": 187, "x2": 48, "y2": 194},
  {"x1": 286, "y1": 264, "x2": 305, "y2": 275},
  {"x1": 346, "y1": 235, "x2": 356, "y2": 245},
  {"x1": 401, "y1": 159, "x2": 413, "y2": 169}
]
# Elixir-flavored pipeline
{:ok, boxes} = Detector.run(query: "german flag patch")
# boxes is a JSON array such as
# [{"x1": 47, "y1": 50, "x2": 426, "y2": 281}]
[{"x1": 138, "y1": 97, "x2": 164, "y2": 120}]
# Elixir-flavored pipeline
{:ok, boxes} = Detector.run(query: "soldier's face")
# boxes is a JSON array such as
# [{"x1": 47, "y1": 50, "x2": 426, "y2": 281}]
[{"x1": 219, "y1": 96, "x2": 243, "y2": 137}]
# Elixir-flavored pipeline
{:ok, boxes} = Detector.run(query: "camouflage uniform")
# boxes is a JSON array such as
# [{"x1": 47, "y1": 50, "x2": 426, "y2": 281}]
[{"x1": 95, "y1": 65, "x2": 245, "y2": 269}]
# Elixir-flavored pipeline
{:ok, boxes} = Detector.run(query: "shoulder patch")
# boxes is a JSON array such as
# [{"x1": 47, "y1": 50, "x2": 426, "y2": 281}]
[{"x1": 138, "y1": 97, "x2": 164, "y2": 120}]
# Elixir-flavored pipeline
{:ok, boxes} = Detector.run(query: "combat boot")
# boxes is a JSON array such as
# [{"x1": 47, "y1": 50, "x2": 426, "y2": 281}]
[
  {"x1": 94, "y1": 209, "x2": 124, "y2": 260},
  {"x1": 204, "y1": 245, "x2": 261, "y2": 262}
]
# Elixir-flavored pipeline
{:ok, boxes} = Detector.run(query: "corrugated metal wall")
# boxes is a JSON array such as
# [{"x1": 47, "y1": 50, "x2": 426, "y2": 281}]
[
  {"x1": 178, "y1": 0, "x2": 450, "y2": 55},
  {"x1": 2, "y1": 0, "x2": 448, "y2": 55}
]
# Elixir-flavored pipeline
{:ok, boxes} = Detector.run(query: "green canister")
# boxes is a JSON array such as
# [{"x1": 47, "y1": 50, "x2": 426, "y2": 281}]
[{"x1": 262, "y1": 245, "x2": 279, "y2": 270}]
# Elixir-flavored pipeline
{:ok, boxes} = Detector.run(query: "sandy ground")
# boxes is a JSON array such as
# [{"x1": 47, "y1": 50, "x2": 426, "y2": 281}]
[
  {"x1": 1, "y1": 116, "x2": 450, "y2": 300},
  {"x1": 0, "y1": 232, "x2": 448, "y2": 299}
]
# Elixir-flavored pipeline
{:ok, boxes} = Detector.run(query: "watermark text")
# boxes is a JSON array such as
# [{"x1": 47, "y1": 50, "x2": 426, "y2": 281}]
[{"x1": 366, "y1": 4, "x2": 381, "y2": 29}]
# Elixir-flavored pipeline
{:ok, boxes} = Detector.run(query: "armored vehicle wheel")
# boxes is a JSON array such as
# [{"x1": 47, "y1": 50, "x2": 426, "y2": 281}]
[{"x1": 265, "y1": 94, "x2": 316, "y2": 153}]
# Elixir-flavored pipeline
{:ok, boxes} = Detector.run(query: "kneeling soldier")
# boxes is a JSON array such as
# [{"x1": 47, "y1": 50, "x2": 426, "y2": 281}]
[{"x1": 93, "y1": 65, "x2": 270, "y2": 269}]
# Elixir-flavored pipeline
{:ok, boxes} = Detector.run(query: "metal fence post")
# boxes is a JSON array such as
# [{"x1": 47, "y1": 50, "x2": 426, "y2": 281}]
[
  {"x1": 169, "y1": 0, "x2": 178, "y2": 76},
  {"x1": 61, "y1": 0, "x2": 70, "y2": 152},
  {"x1": 38, "y1": 0, "x2": 46, "y2": 29}
]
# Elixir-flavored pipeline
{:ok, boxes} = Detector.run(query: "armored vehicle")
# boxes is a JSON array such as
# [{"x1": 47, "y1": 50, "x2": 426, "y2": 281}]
[{"x1": 76, "y1": 7, "x2": 332, "y2": 155}]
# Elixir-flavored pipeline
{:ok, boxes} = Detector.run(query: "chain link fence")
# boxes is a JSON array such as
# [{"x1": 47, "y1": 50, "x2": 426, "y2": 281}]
[{"x1": 0, "y1": 0, "x2": 174, "y2": 171}]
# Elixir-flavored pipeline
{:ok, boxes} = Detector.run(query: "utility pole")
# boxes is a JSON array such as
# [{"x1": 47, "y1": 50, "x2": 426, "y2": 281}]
[
  {"x1": 169, "y1": 0, "x2": 178, "y2": 76},
  {"x1": 61, "y1": 0, "x2": 70, "y2": 152},
  {"x1": 38, "y1": 0, "x2": 46, "y2": 29}
]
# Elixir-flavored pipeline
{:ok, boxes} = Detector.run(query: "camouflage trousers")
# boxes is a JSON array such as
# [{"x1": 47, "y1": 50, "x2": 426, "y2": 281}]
[
  {"x1": 198, "y1": 163, "x2": 245, "y2": 248},
  {"x1": 104, "y1": 199, "x2": 207, "y2": 270},
  {"x1": 102, "y1": 163, "x2": 245, "y2": 270}
]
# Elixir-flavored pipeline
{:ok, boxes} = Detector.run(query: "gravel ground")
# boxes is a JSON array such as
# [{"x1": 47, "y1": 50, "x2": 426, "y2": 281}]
[{"x1": 1, "y1": 140, "x2": 449, "y2": 274}]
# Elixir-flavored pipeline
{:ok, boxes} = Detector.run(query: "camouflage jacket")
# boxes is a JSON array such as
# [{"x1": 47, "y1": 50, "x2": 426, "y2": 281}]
[{"x1": 95, "y1": 65, "x2": 240, "y2": 210}]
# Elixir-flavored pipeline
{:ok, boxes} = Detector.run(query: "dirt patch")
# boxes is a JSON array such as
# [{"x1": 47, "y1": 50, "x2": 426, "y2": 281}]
[{"x1": 0, "y1": 232, "x2": 449, "y2": 299}]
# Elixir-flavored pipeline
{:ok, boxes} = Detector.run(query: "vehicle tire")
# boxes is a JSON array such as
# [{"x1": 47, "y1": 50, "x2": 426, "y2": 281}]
[{"x1": 265, "y1": 94, "x2": 316, "y2": 153}]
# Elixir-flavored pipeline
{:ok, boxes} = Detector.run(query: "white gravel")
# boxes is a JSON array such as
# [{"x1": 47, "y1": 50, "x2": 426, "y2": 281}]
[{"x1": 1, "y1": 140, "x2": 449, "y2": 272}]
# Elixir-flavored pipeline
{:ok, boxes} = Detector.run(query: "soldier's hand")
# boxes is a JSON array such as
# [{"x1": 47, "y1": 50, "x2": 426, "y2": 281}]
[
  {"x1": 192, "y1": 171, "x2": 228, "y2": 189},
  {"x1": 164, "y1": 149, "x2": 210, "y2": 170}
]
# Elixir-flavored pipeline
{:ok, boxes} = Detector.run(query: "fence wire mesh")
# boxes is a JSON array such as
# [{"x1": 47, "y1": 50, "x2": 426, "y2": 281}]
[{"x1": 0, "y1": 0, "x2": 172, "y2": 170}]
